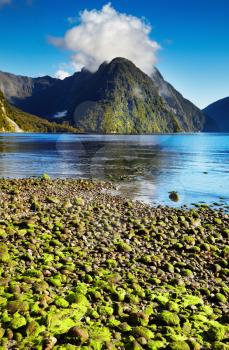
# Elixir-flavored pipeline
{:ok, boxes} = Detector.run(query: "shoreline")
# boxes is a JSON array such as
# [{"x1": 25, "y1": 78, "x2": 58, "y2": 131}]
[
  {"x1": 0, "y1": 178, "x2": 228, "y2": 349},
  {"x1": 1, "y1": 131, "x2": 229, "y2": 135}
]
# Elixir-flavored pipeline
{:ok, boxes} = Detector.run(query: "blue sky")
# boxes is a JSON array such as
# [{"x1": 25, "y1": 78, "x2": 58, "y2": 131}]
[{"x1": 0, "y1": 0, "x2": 228, "y2": 108}]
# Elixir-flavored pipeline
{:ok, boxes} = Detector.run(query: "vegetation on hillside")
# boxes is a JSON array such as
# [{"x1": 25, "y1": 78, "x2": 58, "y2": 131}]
[
  {"x1": 0, "y1": 90, "x2": 77, "y2": 133},
  {"x1": 69, "y1": 58, "x2": 204, "y2": 133},
  {"x1": 68, "y1": 59, "x2": 177, "y2": 133}
]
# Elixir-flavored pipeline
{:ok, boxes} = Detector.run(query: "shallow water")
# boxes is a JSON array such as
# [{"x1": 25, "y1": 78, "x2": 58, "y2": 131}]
[{"x1": 0, "y1": 133, "x2": 228, "y2": 207}]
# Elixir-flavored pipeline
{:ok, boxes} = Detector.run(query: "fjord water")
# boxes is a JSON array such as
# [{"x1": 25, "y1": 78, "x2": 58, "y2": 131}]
[{"x1": 0, "y1": 133, "x2": 228, "y2": 207}]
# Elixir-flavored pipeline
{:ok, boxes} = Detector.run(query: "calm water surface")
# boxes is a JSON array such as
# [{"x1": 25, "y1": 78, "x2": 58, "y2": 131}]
[{"x1": 0, "y1": 133, "x2": 228, "y2": 207}]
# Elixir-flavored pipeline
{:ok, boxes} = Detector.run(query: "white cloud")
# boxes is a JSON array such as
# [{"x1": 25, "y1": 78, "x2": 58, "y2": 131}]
[
  {"x1": 53, "y1": 110, "x2": 68, "y2": 118},
  {"x1": 0, "y1": 0, "x2": 11, "y2": 8},
  {"x1": 133, "y1": 86, "x2": 145, "y2": 100},
  {"x1": 54, "y1": 69, "x2": 71, "y2": 80},
  {"x1": 50, "y1": 3, "x2": 160, "y2": 76}
]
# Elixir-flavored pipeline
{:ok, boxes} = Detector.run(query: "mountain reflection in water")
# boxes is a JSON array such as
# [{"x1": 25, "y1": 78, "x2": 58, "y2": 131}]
[{"x1": 0, "y1": 133, "x2": 228, "y2": 207}]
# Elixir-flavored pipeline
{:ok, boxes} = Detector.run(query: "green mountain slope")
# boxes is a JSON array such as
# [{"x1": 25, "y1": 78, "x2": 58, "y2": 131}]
[
  {"x1": 0, "y1": 90, "x2": 76, "y2": 133},
  {"x1": 68, "y1": 58, "x2": 204, "y2": 133}
]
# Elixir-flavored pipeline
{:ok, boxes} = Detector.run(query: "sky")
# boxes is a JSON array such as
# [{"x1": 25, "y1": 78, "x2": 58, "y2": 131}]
[{"x1": 0, "y1": 0, "x2": 228, "y2": 108}]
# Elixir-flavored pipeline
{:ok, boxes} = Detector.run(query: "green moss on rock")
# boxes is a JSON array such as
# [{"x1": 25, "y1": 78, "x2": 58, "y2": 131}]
[{"x1": 160, "y1": 311, "x2": 180, "y2": 326}]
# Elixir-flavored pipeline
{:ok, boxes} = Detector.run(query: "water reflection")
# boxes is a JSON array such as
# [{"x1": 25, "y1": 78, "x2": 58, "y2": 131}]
[{"x1": 0, "y1": 133, "x2": 228, "y2": 207}]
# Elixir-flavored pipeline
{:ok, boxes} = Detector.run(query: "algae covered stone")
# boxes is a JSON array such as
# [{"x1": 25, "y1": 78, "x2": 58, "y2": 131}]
[
  {"x1": 7, "y1": 300, "x2": 29, "y2": 314},
  {"x1": 160, "y1": 311, "x2": 180, "y2": 326},
  {"x1": 168, "y1": 341, "x2": 190, "y2": 350},
  {"x1": 207, "y1": 324, "x2": 227, "y2": 341},
  {"x1": 89, "y1": 326, "x2": 111, "y2": 348},
  {"x1": 68, "y1": 326, "x2": 89, "y2": 343},
  {"x1": 0, "y1": 243, "x2": 10, "y2": 262},
  {"x1": 10, "y1": 313, "x2": 27, "y2": 329},
  {"x1": 134, "y1": 326, "x2": 155, "y2": 340},
  {"x1": 0, "y1": 178, "x2": 228, "y2": 350},
  {"x1": 169, "y1": 191, "x2": 180, "y2": 202},
  {"x1": 55, "y1": 297, "x2": 69, "y2": 308}
]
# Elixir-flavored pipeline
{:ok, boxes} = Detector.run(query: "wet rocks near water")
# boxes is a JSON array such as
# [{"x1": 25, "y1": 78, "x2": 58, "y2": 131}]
[
  {"x1": 0, "y1": 178, "x2": 228, "y2": 350},
  {"x1": 169, "y1": 192, "x2": 180, "y2": 203}
]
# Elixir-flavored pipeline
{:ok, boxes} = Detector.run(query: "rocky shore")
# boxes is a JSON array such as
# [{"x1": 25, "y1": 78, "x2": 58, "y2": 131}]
[{"x1": 0, "y1": 178, "x2": 228, "y2": 350}]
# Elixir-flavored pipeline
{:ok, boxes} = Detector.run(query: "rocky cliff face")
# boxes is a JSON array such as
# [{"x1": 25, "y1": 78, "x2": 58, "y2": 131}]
[{"x1": 151, "y1": 68, "x2": 205, "y2": 132}]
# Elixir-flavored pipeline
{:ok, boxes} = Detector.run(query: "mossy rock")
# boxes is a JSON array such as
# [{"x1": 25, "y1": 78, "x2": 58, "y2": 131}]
[
  {"x1": 49, "y1": 276, "x2": 62, "y2": 287},
  {"x1": 98, "y1": 305, "x2": 114, "y2": 316},
  {"x1": 0, "y1": 243, "x2": 10, "y2": 263},
  {"x1": 42, "y1": 173, "x2": 51, "y2": 180},
  {"x1": 46, "y1": 306, "x2": 88, "y2": 334},
  {"x1": 182, "y1": 295, "x2": 203, "y2": 308},
  {"x1": 55, "y1": 297, "x2": 69, "y2": 308},
  {"x1": 159, "y1": 311, "x2": 180, "y2": 326},
  {"x1": 116, "y1": 241, "x2": 132, "y2": 252},
  {"x1": 215, "y1": 293, "x2": 227, "y2": 303},
  {"x1": 10, "y1": 313, "x2": 27, "y2": 329},
  {"x1": 7, "y1": 300, "x2": 29, "y2": 314},
  {"x1": 182, "y1": 269, "x2": 194, "y2": 278},
  {"x1": 168, "y1": 341, "x2": 190, "y2": 350},
  {"x1": 68, "y1": 326, "x2": 89, "y2": 343},
  {"x1": 0, "y1": 327, "x2": 5, "y2": 338},
  {"x1": 75, "y1": 197, "x2": 85, "y2": 206},
  {"x1": 133, "y1": 326, "x2": 154, "y2": 340},
  {"x1": 0, "y1": 229, "x2": 7, "y2": 239},
  {"x1": 212, "y1": 341, "x2": 229, "y2": 350},
  {"x1": 169, "y1": 191, "x2": 180, "y2": 202},
  {"x1": 67, "y1": 293, "x2": 89, "y2": 307},
  {"x1": 147, "y1": 340, "x2": 165, "y2": 349},
  {"x1": 207, "y1": 325, "x2": 227, "y2": 341},
  {"x1": 89, "y1": 326, "x2": 111, "y2": 348},
  {"x1": 0, "y1": 296, "x2": 7, "y2": 308},
  {"x1": 46, "y1": 196, "x2": 60, "y2": 204},
  {"x1": 26, "y1": 320, "x2": 46, "y2": 337},
  {"x1": 167, "y1": 301, "x2": 180, "y2": 313},
  {"x1": 129, "y1": 311, "x2": 149, "y2": 326}
]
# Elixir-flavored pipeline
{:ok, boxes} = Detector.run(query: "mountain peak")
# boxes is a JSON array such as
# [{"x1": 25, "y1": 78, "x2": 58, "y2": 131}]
[
  {"x1": 97, "y1": 57, "x2": 140, "y2": 73},
  {"x1": 110, "y1": 57, "x2": 135, "y2": 65}
]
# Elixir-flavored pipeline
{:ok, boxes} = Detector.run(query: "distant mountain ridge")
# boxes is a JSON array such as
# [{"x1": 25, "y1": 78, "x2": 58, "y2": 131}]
[
  {"x1": 0, "y1": 58, "x2": 210, "y2": 133},
  {"x1": 203, "y1": 97, "x2": 229, "y2": 132}
]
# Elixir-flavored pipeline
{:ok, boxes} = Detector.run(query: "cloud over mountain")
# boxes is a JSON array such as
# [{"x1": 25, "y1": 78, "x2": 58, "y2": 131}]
[
  {"x1": 54, "y1": 69, "x2": 70, "y2": 80},
  {"x1": 49, "y1": 3, "x2": 160, "y2": 76}
]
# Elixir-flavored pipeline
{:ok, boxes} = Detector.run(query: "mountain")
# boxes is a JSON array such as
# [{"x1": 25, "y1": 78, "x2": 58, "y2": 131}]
[
  {"x1": 203, "y1": 97, "x2": 229, "y2": 132},
  {"x1": 66, "y1": 58, "x2": 207, "y2": 133},
  {"x1": 63, "y1": 58, "x2": 182, "y2": 133},
  {"x1": 0, "y1": 58, "x2": 206, "y2": 133},
  {"x1": 151, "y1": 68, "x2": 205, "y2": 132},
  {"x1": 0, "y1": 89, "x2": 76, "y2": 133}
]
